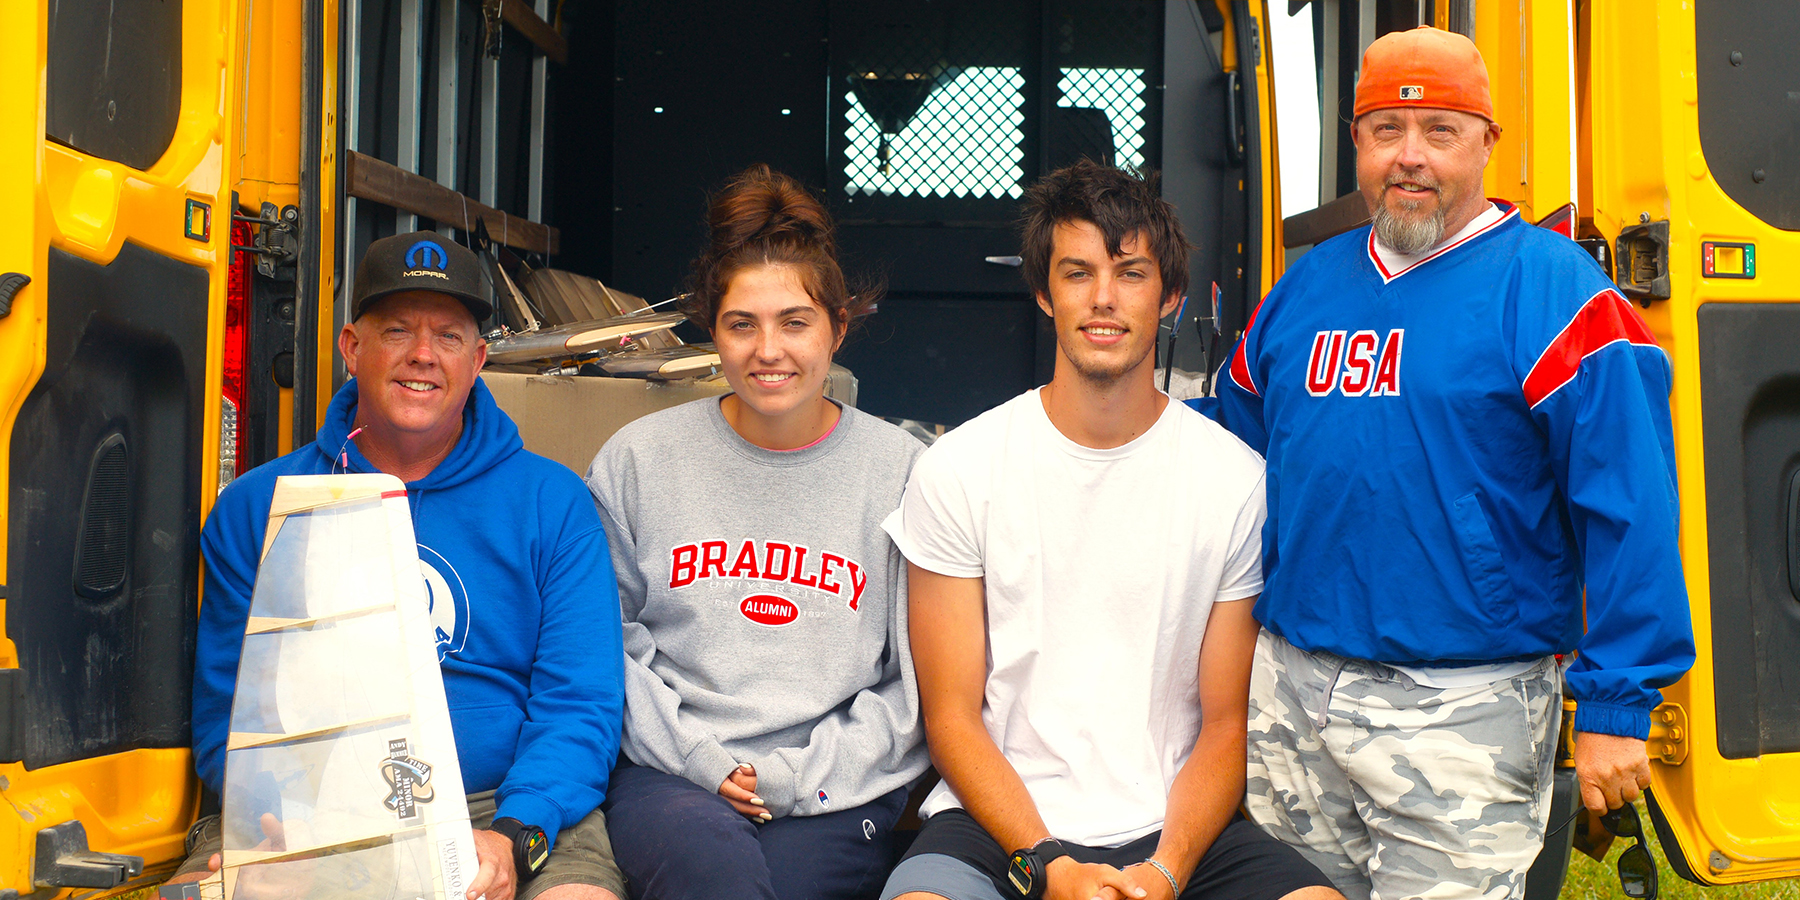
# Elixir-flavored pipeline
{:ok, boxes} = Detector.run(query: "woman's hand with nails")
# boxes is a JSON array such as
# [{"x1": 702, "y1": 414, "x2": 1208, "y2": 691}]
[{"x1": 719, "y1": 763, "x2": 770, "y2": 821}]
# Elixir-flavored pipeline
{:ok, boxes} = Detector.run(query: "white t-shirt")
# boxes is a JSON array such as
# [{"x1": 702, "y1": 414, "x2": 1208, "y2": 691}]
[{"x1": 882, "y1": 389, "x2": 1267, "y2": 847}]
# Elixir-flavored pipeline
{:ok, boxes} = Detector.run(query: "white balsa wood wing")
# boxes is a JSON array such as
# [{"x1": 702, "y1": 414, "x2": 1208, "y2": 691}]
[{"x1": 207, "y1": 474, "x2": 477, "y2": 900}]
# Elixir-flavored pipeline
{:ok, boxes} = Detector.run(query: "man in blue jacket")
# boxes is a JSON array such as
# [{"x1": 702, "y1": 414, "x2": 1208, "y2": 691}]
[
  {"x1": 170, "y1": 232, "x2": 625, "y2": 900},
  {"x1": 1209, "y1": 27, "x2": 1695, "y2": 900}
]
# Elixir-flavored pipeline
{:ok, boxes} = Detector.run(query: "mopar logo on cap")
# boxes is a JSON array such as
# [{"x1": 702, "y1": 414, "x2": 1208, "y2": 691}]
[
  {"x1": 1399, "y1": 85, "x2": 1424, "y2": 100},
  {"x1": 406, "y1": 239, "x2": 450, "y2": 271}
]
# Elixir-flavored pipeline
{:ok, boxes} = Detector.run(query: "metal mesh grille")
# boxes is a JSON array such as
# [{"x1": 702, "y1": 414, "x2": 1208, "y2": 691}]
[
  {"x1": 844, "y1": 67, "x2": 1026, "y2": 199},
  {"x1": 1056, "y1": 68, "x2": 1147, "y2": 169}
]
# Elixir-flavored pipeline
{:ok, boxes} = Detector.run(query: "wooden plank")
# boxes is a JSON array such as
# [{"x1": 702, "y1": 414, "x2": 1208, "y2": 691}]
[
  {"x1": 501, "y1": 0, "x2": 567, "y2": 65},
  {"x1": 1283, "y1": 191, "x2": 1371, "y2": 248},
  {"x1": 346, "y1": 150, "x2": 560, "y2": 255}
]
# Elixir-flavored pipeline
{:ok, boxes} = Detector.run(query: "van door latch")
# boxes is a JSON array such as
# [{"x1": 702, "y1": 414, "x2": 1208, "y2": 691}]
[
  {"x1": 33, "y1": 820, "x2": 143, "y2": 889},
  {"x1": 0, "y1": 273, "x2": 27, "y2": 320},
  {"x1": 1647, "y1": 702, "x2": 1688, "y2": 766},
  {"x1": 231, "y1": 202, "x2": 301, "y2": 278},
  {"x1": 1615, "y1": 220, "x2": 1671, "y2": 305}
]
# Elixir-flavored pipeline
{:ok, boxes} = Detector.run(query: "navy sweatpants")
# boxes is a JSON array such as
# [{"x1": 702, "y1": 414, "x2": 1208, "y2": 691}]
[{"x1": 603, "y1": 762, "x2": 909, "y2": 900}]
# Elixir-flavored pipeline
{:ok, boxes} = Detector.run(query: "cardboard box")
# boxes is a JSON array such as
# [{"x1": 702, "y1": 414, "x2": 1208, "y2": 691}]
[{"x1": 482, "y1": 367, "x2": 858, "y2": 474}]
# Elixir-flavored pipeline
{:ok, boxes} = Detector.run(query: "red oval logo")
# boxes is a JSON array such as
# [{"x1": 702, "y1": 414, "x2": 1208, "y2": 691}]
[{"x1": 740, "y1": 594, "x2": 798, "y2": 626}]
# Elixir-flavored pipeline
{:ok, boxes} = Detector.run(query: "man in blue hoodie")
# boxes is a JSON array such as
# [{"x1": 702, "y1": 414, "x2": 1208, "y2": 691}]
[{"x1": 169, "y1": 232, "x2": 625, "y2": 900}]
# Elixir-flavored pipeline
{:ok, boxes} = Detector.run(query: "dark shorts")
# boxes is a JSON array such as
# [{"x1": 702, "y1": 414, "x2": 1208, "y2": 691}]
[{"x1": 879, "y1": 808, "x2": 1335, "y2": 900}]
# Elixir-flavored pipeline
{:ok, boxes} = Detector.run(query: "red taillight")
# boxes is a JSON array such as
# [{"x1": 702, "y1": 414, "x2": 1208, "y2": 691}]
[
  {"x1": 220, "y1": 218, "x2": 253, "y2": 492},
  {"x1": 1535, "y1": 202, "x2": 1578, "y2": 240}
]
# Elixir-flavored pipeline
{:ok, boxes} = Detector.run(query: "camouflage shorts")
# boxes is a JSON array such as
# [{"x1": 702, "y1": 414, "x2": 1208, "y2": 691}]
[{"x1": 1244, "y1": 629, "x2": 1561, "y2": 900}]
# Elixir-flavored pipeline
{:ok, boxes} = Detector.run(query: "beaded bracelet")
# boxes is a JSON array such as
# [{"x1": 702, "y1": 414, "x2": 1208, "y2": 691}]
[{"x1": 1142, "y1": 858, "x2": 1180, "y2": 897}]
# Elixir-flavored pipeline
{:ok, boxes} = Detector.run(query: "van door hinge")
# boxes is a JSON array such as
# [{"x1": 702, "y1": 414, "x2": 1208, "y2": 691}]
[
  {"x1": 33, "y1": 820, "x2": 143, "y2": 889},
  {"x1": 1648, "y1": 702, "x2": 1688, "y2": 765},
  {"x1": 231, "y1": 202, "x2": 301, "y2": 279},
  {"x1": 1615, "y1": 220, "x2": 1671, "y2": 305}
]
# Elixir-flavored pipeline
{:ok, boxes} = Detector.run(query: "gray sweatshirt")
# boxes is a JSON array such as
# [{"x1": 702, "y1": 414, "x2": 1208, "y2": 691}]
[{"x1": 585, "y1": 397, "x2": 929, "y2": 818}]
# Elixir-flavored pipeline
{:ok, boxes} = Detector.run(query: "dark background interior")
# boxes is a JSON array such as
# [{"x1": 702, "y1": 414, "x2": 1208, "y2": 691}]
[
  {"x1": 546, "y1": 0, "x2": 1249, "y2": 426},
  {"x1": 348, "y1": 0, "x2": 1251, "y2": 427}
]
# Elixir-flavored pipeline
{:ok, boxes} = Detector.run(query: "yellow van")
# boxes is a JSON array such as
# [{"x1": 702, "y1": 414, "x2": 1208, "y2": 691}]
[{"x1": 0, "y1": 0, "x2": 1791, "y2": 896}]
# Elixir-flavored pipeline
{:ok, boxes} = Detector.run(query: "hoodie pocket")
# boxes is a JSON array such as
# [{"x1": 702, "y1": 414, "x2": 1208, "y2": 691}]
[{"x1": 1451, "y1": 491, "x2": 1516, "y2": 629}]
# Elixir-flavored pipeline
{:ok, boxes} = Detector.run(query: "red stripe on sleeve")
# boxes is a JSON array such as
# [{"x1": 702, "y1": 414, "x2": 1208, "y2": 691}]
[
  {"x1": 1228, "y1": 298, "x2": 1265, "y2": 397},
  {"x1": 1522, "y1": 289, "x2": 1659, "y2": 408}
]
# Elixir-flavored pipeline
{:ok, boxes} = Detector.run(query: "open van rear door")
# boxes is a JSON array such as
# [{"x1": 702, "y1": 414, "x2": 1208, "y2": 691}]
[
  {"x1": 1591, "y1": 0, "x2": 1800, "y2": 884},
  {"x1": 0, "y1": 0, "x2": 265, "y2": 892}
]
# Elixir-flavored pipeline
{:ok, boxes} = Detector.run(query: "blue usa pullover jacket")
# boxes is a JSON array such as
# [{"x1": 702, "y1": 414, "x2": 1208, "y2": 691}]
[
  {"x1": 1205, "y1": 203, "x2": 1694, "y2": 740},
  {"x1": 193, "y1": 378, "x2": 623, "y2": 845}
]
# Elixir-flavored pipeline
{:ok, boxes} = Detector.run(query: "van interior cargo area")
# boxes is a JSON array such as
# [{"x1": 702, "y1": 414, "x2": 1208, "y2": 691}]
[{"x1": 330, "y1": 0, "x2": 1260, "y2": 440}]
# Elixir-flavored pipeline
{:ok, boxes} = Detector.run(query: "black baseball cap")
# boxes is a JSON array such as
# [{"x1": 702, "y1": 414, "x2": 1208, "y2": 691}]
[{"x1": 351, "y1": 231, "x2": 494, "y2": 323}]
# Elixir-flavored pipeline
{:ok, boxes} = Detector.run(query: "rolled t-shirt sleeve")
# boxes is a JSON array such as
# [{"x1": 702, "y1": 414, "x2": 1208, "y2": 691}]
[
  {"x1": 881, "y1": 441, "x2": 984, "y2": 578},
  {"x1": 1216, "y1": 471, "x2": 1267, "y2": 601}
]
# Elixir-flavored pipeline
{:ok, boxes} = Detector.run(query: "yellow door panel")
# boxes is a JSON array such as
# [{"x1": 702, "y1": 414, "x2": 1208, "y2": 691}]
[
  {"x1": 1589, "y1": 0, "x2": 1800, "y2": 885},
  {"x1": 1, "y1": 0, "x2": 247, "y2": 894}
]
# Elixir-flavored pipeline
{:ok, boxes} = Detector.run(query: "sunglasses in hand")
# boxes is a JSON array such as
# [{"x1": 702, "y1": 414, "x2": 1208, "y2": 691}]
[
  {"x1": 1545, "y1": 800, "x2": 1660, "y2": 900},
  {"x1": 1600, "y1": 804, "x2": 1659, "y2": 900}
]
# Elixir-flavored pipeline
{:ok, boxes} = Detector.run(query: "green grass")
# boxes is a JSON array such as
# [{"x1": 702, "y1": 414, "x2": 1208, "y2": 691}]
[{"x1": 1558, "y1": 803, "x2": 1800, "y2": 900}]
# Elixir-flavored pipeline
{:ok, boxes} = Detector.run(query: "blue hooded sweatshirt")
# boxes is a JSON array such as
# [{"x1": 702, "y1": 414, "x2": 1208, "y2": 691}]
[{"x1": 193, "y1": 378, "x2": 623, "y2": 845}]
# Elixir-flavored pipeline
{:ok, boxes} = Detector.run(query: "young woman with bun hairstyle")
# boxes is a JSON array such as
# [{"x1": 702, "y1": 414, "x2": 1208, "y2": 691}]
[{"x1": 585, "y1": 165, "x2": 928, "y2": 899}]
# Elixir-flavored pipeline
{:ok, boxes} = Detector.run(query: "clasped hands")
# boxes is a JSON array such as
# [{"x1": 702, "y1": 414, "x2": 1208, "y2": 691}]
[
  {"x1": 1043, "y1": 855, "x2": 1179, "y2": 900},
  {"x1": 718, "y1": 762, "x2": 772, "y2": 823}
]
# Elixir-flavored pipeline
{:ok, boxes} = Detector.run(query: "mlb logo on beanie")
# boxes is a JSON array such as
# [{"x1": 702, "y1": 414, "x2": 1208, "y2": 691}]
[{"x1": 1399, "y1": 85, "x2": 1424, "y2": 100}]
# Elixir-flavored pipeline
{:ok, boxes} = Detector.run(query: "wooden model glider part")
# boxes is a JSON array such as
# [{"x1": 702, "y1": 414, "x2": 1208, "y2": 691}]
[
  {"x1": 205, "y1": 474, "x2": 477, "y2": 900},
  {"x1": 595, "y1": 344, "x2": 723, "y2": 379},
  {"x1": 483, "y1": 311, "x2": 686, "y2": 365}
]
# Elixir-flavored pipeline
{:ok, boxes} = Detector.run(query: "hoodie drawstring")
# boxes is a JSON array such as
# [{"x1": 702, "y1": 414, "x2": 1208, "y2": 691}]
[{"x1": 334, "y1": 426, "x2": 367, "y2": 474}]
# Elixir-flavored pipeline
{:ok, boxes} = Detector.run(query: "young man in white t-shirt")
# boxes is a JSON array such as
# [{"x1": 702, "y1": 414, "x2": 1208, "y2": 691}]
[{"x1": 878, "y1": 161, "x2": 1341, "y2": 900}]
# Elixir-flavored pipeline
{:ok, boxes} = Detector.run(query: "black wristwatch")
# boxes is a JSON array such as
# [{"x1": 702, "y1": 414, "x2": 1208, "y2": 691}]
[
  {"x1": 1006, "y1": 838, "x2": 1070, "y2": 900},
  {"x1": 490, "y1": 817, "x2": 550, "y2": 883}
]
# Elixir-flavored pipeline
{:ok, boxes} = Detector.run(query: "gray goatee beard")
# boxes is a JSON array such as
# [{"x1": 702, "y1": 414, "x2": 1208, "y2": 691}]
[{"x1": 1371, "y1": 200, "x2": 1447, "y2": 256}]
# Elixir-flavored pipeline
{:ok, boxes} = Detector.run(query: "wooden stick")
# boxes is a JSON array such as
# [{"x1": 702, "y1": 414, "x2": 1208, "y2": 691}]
[
  {"x1": 228, "y1": 711, "x2": 409, "y2": 751},
  {"x1": 500, "y1": 0, "x2": 568, "y2": 64},
  {"x1": 244, "y1": 603, "x2": 395, "y2": 636},
  {"x1": 345, "y1": 151, "x2": 561, "y2": 255}
]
